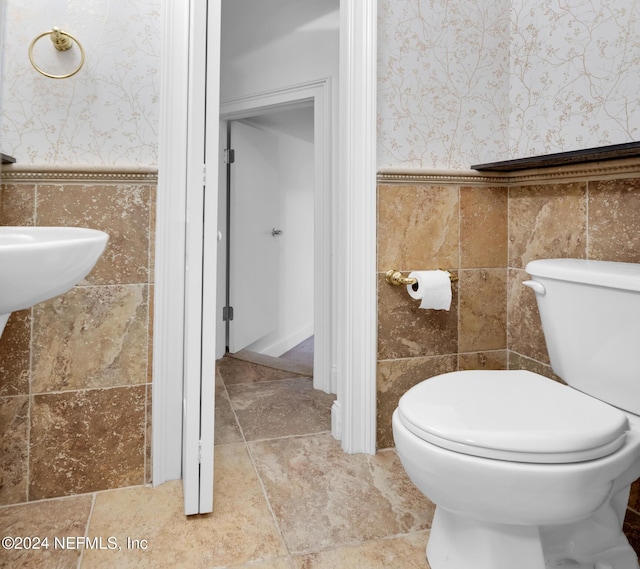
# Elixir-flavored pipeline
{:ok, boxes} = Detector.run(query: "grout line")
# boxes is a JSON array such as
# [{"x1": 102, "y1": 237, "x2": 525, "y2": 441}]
[
  {"x1": 219, "y1": 367, "x2": 294, "y2": 565},
  {"x1": 224, "y1": 375, "x2": 315, "y2": 390},
  {"x1": 585, "y1": 180, "x2": 590, "y2": 259},
  {"x1": 244, "y1": 439, "x2": 293, "y2": 563},
  {"x1": 77, "y1": 492, "x2": 97, "y2": 569}
]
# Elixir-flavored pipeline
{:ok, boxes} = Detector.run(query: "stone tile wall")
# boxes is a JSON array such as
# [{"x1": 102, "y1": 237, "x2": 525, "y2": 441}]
[
  {"x1": 0, "y1": 168, "x2": 156, "y2": 505},
  {"x1": 377, "y1": 181, "x2": 509, "y2": 448}
]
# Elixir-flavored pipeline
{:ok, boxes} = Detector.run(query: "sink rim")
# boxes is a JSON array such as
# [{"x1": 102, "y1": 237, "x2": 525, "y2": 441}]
[{"x1": 0, "y1": 226, "x2": 109, "y2": 248}]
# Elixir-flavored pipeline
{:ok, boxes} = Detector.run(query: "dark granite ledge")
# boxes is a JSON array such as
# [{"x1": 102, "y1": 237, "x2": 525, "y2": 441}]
[{"x1": 471, "y1": 141, "x2": 640, "y2": 172}]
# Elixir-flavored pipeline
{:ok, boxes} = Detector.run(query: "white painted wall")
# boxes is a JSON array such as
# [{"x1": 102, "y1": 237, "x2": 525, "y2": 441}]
[{"x1": 220, "y1": 0, "x2": 339, "y2": 102}]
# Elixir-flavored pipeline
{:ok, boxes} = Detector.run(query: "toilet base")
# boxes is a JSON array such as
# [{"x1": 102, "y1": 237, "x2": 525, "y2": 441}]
[
  {"x1": 427, "y1": 499, "x2": 640, "y2": 569},
  {"x1": 427, "y1": 508, "x2": 546, "y2": 569}
]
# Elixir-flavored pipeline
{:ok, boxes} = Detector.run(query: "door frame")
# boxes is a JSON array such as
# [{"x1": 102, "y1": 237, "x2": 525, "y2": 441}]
[
  {"x1": 153, "y1": 0, "x2": 377, "y2": 489},
  {"x1": 220, "y1": 79, "x2": 334, "y2": 394}
]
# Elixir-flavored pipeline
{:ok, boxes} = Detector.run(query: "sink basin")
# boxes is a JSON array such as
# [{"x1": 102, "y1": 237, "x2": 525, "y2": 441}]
[{"x1": 0, "y1": 227, "x2": 109, "y2": 337}]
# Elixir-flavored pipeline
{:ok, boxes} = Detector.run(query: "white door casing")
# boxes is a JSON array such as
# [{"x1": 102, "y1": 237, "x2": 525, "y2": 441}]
[
  {"x1": 153, "y1": 0, "x2": 377, "y2": 497},
  {"x1": 220, "y1": 80, "x2": 334, "y2": 394}
]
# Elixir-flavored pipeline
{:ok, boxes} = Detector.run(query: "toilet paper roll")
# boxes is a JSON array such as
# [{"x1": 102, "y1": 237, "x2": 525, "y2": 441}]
[{"x1": 406, "y1": 270, "x2": 452, "y2": 311}]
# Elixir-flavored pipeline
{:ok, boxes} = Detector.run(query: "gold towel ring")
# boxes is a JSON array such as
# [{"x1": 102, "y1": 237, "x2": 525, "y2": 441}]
[{"x1": 28, "y1": 27, "x2": 85, "y2": 79}]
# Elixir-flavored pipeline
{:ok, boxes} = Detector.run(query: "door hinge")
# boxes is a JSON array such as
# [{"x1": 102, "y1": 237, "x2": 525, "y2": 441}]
[
  {"x1": 198, "y1": 440, "x2": 203, "y2": 463},
  {"x1": 224, "y1": 148, "x2": 235, "y2": 164},
  {"x1": 223, "y1": 306, "x2": 234, "y2": 321}
]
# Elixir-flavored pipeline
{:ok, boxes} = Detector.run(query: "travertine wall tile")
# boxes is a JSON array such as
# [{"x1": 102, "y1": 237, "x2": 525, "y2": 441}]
[
  {"x1": 377, "y1": 185, "x2": 459, "y2": 272},
  {"x1": 0, "y1": 184, "x2": 35, "y2": 225},
  {"x1": 32, "y1": 285, "x2": 149, "y2": 392},
  {"x1": 377, "y1": 273, "x2": 458, "y2": 360},
  {"x1": 507, "y1": 268, "x2": 548, "y2": 364},
  {"x1": 508, "y1": 352, "x2": 561, "y2": 384},
  {"x1": 589, "y1": 178, "x2": 640, "y2": 263},
  {"x1": 0, "y1": 309, "x2": 31, "y2": 397},
  {"x1": 460, "y1": 186, "x2": 508, "y2": 268},
  {"x1": 29, "y1": 386, "x2": 146, "y2": 500},
  {"x1": 36, "y1": 184, "x2": 152, "y2": 285},
  {"x1": 508, "y1": 183, "x2": 587, "y2": 268},
  {"x1": 458, "y1": 269, "x2": 507, "y2": 353},
  {"x1": 1, "y1": 176, "x2": 155, "y2": 506},
  {"x1": 459, "y1": 350, "x2": 507, "y2": 371},
  {"x1": 377, "y1": 355, "x2": 457, "y2": 449},
  {"x1": 0, "y1": 396, "x2": 29, "y2": 504}
]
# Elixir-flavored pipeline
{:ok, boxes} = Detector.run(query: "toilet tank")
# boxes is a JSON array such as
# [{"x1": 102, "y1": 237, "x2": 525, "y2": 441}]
[{"x1": 525, "y1": 258, "x2": 640, "y2": 415}]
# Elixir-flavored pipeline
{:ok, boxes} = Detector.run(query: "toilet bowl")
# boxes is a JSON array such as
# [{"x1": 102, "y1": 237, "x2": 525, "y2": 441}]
[
  {"x1": 392, "y1": 259, "x2": 640, "y2": 569},
  {"x1": 393, "y1": 371, "x2": 640, "y2": 569}
]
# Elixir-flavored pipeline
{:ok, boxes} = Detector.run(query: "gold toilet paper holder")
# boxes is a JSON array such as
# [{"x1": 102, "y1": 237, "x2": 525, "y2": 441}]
[{"x1": 385, "y1": 269, "x2": 458, "y2": 289}]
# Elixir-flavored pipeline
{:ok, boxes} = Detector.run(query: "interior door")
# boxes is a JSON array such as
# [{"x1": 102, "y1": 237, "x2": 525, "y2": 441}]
[
  {"x1": 228, "y1": 120, "x2": 281, "y2": 352},
  {"x1": 182, "y1": 0, "x2": 219, "y2": 515}
]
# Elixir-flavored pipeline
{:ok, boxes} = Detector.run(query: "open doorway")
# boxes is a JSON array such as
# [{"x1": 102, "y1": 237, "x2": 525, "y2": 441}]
[
  {"x1": 221, "y1": 106, "x2": 315, "y2": 371},
  {"x1": 217, "y1": 80, "x2": 333, "y2": 393},
  {"x1": 153, "y1": 0, "x2": 378, "y2": 509}
]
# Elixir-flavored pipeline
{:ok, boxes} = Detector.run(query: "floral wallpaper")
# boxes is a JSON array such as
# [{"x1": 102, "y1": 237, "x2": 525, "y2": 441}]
[
  {"x1": 0, "y1": 0, "x2": 160, "y2": 166},
  {"x1": 510, "y1": 0, "x2": 640, "y2": 158},
  {"x1": 377, "y1": 0, "x2": 511, "y2": 169},
  {"x1": 3, "y1": 0, "x2": 638, "y2": 169},
  {"x1": 378, "y1": 0, "x2": 640, "y2": 169}
]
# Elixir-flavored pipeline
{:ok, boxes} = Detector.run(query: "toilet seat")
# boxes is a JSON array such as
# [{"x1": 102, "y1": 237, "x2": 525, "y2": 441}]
[{"x1": 397, "y1": 370, "x2": 629, "y2": 464}]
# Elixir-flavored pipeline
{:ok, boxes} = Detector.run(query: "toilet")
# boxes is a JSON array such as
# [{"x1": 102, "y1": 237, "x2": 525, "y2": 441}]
[{"x1": 392, "y1": 259, "x2": 640, "y2": 569}]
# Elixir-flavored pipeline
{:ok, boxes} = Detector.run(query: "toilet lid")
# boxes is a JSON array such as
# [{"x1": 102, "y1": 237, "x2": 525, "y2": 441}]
[{"x1": 397, "y1": 370, "x2": 629, "y2": 463}]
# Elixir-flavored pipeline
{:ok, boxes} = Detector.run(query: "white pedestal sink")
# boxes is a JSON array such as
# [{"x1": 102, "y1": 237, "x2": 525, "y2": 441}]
[{"x1": 0, "y1": 227, "x2": 109, "y2": 338}]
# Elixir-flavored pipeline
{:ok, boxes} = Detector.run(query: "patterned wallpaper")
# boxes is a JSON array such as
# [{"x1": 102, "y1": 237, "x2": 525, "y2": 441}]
[
  {"x1": 0, "y1": 0, "x2": 160, "y2": 166},
  {"x1": 377, "y1": 0, "x2": 511, "y2": 169},
  {"x1": 378, "y1": 0, "x2": 640, "y2": 169},
  {"x1": 510, "y1": 0, "x2": 640, "y2": 158},
  {"x1": 2, "y1": 0, "x2": 638, "y2": 169}
]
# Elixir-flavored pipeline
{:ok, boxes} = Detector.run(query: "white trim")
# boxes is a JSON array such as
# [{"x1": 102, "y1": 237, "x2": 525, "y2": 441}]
[
  {"x1": 198, "y1": 0, "x2": 221, "y2": 514},
  {"x1": 249, "y1": 323, "x2": 314, "y2": 359},
  {"x1": 220, "y1": 80, "x2": 326, "y2": 118},
  {"x1": 336, "y1": 0, "x2": 378, "y2": 454},
  {"x1": 220, "y1": 79, "x2": 334, "y2": 395},
  {"x1": 153, "y1": 0, "x2": 190, "y2": 485}
]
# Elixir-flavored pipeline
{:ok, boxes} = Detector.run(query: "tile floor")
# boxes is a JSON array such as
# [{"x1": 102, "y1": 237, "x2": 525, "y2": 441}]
[{"x1": 0, "y1": 352, "x2": 435, "y2": 569}]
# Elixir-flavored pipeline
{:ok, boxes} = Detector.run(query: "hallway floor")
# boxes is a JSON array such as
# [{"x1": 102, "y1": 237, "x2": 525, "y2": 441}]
[{"x1": 0, "y1": 355, "x2": 435, "y2": 568}]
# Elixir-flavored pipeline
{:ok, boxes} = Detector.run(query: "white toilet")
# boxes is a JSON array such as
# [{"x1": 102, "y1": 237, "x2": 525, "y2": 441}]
[{"x1": 392, "y1": 259, "x2": 640, "y2": 569}]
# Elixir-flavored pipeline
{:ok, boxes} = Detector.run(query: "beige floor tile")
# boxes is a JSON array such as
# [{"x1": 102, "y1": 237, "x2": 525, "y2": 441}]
[
  {"x1": 217, "y1": 357, "x2": 308, "y2": 385},
  {"x1": 249, "y1": 433, "x2": 434, "y2": 555},
  {"x1": 291, "y1": 532, "x2": 431, "y2": 568},
  {"x1": 227, "y1": 558, "x2": 294, "y2": 569},
  {"x1": 215, "y1": 382, "x2": 244, "y2": 446},
  {"x1": 227, "y1": 379, "x2": 334, "y2": 441},
  {"x1": 0, "y1": 494, "x2": 93, "y2": 569},
  {"x1": 82, "y1": 444, "x2": 286, "y2": 568}
]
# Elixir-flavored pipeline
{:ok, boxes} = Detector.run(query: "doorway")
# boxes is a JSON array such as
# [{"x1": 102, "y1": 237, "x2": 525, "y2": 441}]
[
  {"x1": 153, "y1": 0, "x2": 378, "y2": 513},
  {"x1": 218, "y1": 81, "x2": 333, "y2": 393},
  {"x1": 222, "y1": 108, "x2": 315, "y2": 359}
]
